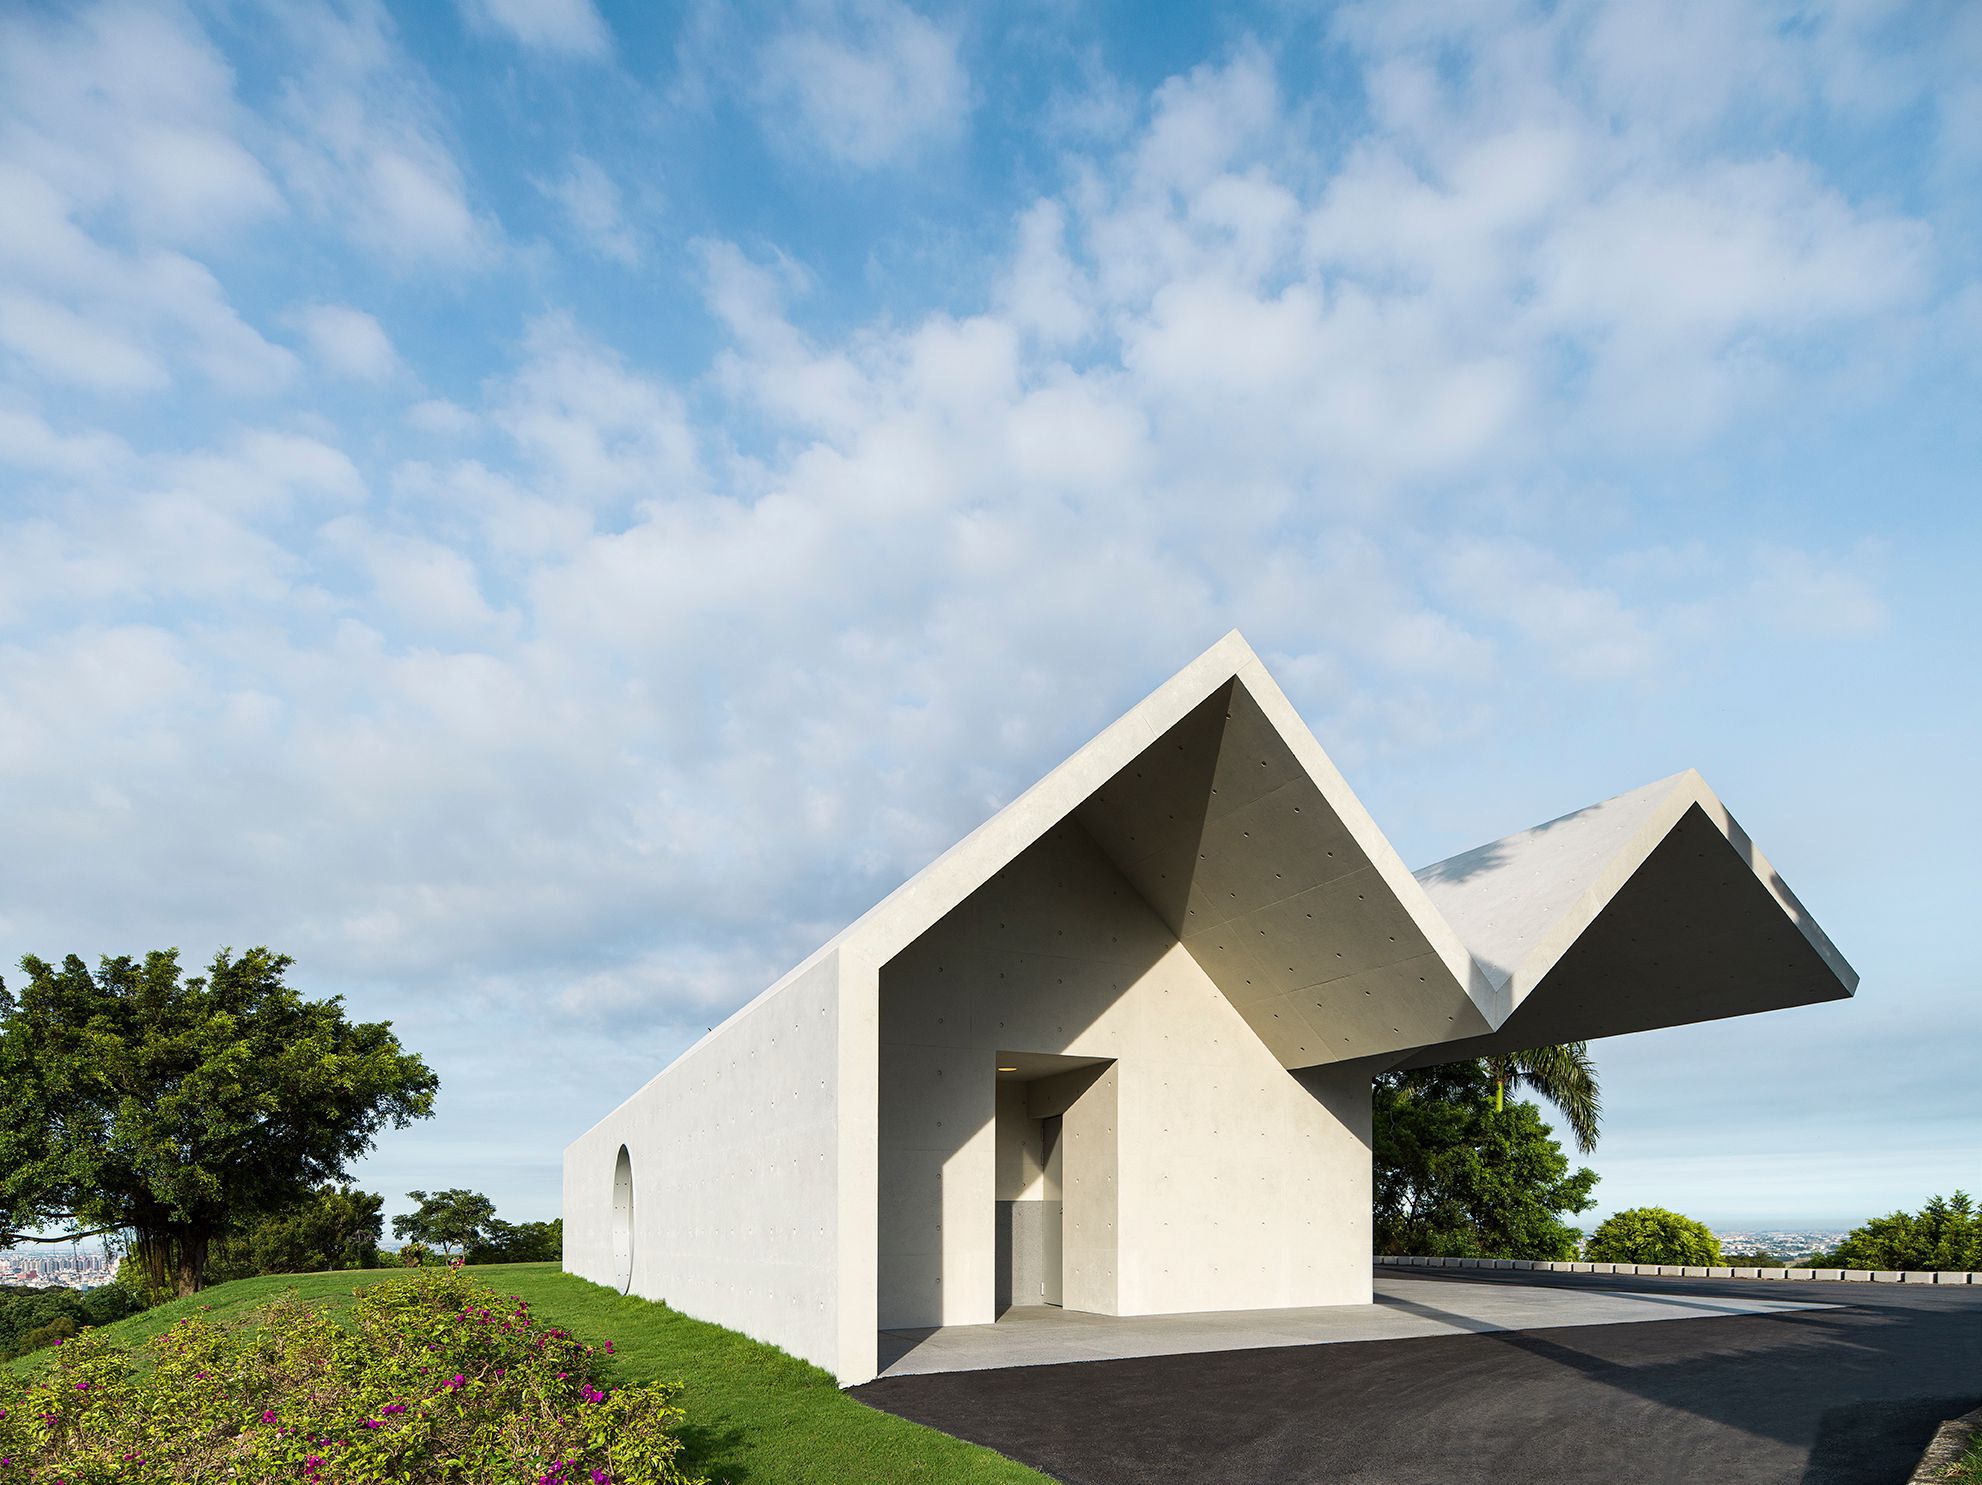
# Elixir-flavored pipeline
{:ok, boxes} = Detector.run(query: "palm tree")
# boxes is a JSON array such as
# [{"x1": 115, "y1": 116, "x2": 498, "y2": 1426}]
[{"x1": 1484, "y1": 1042, "x2": 1601, "y2": 1154}]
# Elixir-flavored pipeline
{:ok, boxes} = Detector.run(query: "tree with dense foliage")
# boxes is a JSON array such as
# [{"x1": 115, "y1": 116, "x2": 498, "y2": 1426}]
[
  {"x1": 0, "y1": 1282, "x2": 143, "y2": 1362},
  {"x1": 393, "y1": 1188, "x2": 500, "y2": 1257},
  {"x1": 1374, "y1": 1061, "x2": 1599, "y2": 1259},
  {"x1": 1815, "y1": 1191, "x2": 1981, "y2": 1271},
  {"x1": 205, "y1": 1186, "x2": 386, "y2": 1284},
  {"x1": 0, "y1": 948, "x2": 438, "y2": 1298},
  {"x1": 469, "y1": 1216, "x2": 563, "y2": 1265},
  {"x1": 1483, "y1": 1042, "x2": 1602, "y2": 1152},
  {"x1": 1584, "y1": 1206, "x2": 1722, "y2": 1266}
]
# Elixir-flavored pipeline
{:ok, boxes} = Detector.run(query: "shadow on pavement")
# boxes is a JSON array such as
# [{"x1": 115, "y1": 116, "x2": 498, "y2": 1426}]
[{"x1": 854, "y1": 1274, "x2": 1982, "y2": 1485}]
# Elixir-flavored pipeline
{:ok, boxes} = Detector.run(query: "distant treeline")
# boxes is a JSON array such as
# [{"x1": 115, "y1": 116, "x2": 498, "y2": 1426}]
[
  {"x1": 203, "y1": 1185, "x2": 561, "y2": 1286},
  {"x1": 1803, "y1": 1192, "x2": 1981, "y2": 1272},
  {"x1": 1588, "y1": 1193, "x2": 1982, "y2": 1271},
  {"x1": 0, "y1": 1284, "x2": 142, "y2": 1361},
  {"x1": 2, "y1": 1183, "x2": 563, "y2": 1361}
]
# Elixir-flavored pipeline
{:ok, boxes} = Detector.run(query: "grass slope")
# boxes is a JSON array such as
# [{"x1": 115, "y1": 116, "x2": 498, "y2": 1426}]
[{"x1": 9, "y1": 1263, "x2": 1052, "y2": 1485}]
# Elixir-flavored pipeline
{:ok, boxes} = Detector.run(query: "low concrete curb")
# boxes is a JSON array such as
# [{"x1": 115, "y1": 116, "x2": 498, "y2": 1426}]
[
  {"x1": 1376, "y1": 1255, "x2": 1978, "y2": 1285},
  {"x1": 1908, "y1": 1403, "x2": 1982, "y2": 1483}
]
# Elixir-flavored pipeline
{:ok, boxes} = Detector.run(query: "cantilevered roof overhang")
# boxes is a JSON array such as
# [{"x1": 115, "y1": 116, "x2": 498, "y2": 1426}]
[{"x1": 1391, "y1": 770, "x2": 1857, "y2": 1069}]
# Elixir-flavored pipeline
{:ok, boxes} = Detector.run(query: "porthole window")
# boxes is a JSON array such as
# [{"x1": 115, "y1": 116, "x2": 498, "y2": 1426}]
[{"x1": 611, "y1": 1145, "x2": 634, "y2": 1295}]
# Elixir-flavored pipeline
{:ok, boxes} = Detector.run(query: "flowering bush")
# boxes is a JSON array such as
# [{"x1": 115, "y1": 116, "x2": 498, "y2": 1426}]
[{"x1": 0, "y1": 1268, "x2": 700, "y2": 1484}]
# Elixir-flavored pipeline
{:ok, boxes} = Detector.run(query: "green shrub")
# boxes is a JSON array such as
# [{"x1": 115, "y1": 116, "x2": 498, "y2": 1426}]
[
  {"x1": 0, "y1": 1282, "x2": 143, "y2": 1362},
  {"x1": 1822, "y1": 1191, "x2": 1982, "y2": 1272},
  {"x1": 1584, "y1": 1206, "x2": 1722, "y2": 1266},
  {"x1": 0, "y1": 1266, "x2": 701, "y2": 1484}
]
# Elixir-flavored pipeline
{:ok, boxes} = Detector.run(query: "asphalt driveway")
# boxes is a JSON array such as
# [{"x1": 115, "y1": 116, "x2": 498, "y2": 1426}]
[{"x1": 852, "y1": 1268, "x2": 1982, "y2": 1485}]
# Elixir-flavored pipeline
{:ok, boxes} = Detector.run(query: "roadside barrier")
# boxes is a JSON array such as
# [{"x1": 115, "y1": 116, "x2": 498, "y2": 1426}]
[{"x1": 1374, "y1": 1254, "x2": 1975, "y2": 1284}]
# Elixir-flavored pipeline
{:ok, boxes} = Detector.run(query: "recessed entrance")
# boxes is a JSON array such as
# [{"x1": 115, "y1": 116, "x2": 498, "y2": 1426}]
[
  {"x1": 610, "y1": 1145, "x2": 634, "y2": 1295},
  {"x1": 993, "y1": 1053, "x2": 1113, "y2": 1317}
]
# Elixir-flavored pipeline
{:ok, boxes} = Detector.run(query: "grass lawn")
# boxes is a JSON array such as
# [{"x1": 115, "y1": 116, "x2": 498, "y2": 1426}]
[
  {"x1": 8, "y1": 1262, "x2": 1053, "y2": 1485},
  {"x1": 1954, "y1": 1423, "x2": 1982, "y2": 1485}
]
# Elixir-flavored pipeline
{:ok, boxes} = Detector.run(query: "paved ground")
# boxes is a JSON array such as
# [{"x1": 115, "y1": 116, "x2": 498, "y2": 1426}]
[
  {"x1": 879, "y1": 1274, "x2": 1829, "y2": 1376},
  {"x1": 853, "y1": 1268, "x2": 1982, "y2": 1485}
]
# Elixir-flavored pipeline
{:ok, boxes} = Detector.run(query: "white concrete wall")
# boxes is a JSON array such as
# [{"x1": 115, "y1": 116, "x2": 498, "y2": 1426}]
[
  {"x1": 878, "y1": 819, "x2": 1372, "y2": 1331},
  {"x1": 562, "y1": 947, "x2": 846, "y2": 1374},
  {"x1": 994, "y1": 1081, "x2": 1046, "y2": 1200}
]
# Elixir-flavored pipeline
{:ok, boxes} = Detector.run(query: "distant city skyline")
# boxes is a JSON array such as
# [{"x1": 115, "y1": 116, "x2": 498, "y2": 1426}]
[{"x1": 0, "y1": 0, "x2": 1975, "y2": 1236}]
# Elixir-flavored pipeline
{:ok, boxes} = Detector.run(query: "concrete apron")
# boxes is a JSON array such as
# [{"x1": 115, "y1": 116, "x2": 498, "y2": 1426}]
[{"x1": 875, "y1": 1272, "x2": 1835, "y2": 1378}]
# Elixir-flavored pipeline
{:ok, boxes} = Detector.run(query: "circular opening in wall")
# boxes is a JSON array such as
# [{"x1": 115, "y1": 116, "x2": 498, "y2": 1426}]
[{"x1": 611, "y1": 1145, "x2": 634, "y2": 1295}]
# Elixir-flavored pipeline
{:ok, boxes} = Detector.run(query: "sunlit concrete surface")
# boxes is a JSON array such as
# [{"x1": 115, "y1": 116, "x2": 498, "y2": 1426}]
[
  {"x1": 876, "y1": 1272, "x2": 1835, "y2": 1376},
  {"x1": 565, "y1": 630, "x2": 1858, "y2": 1385}
]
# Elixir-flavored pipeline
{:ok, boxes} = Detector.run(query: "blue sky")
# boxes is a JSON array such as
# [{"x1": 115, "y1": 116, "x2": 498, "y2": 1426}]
[{"x1": 1, "y1": 0, "x2": 1976, "y2": 1234}]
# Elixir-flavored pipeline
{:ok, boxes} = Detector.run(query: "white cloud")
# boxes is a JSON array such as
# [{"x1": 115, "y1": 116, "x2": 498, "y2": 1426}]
[
  {"x1": 0, "y1": 292, "x2": 167, "y2": 392},
  {"x1": 1437, "y1": 537, "x2": 1661, "y2": 682},
  {"x1": 757, "y1": 0, "x2": 970, "y2": 169},
  {"x1": 162, "y1": 430, "x2": 367, "y2": 516},
  {"x1": 1746, "y1": 545, "x2": 1888, "y2": 641},
  {"x1": 321, "y1": 517, "x2": 512, "y2": 638},
  {"x1": 294, "y1": 303, "x2": 400, "y2": 381},
  {"x1": 0, "y1": 1, "x2": 1957, "y2": 1227},
  {"x1": 458, "y1": 0, "x2": 612, "y2": 58},
  {"x1": 407, "y1": 398, "x2": 479, "y2": 437},
  {"x1": 491, "y1": 315, "x2": 701, "y2": 507},
  {"x1": 535, "y1": 156, "x2": 641, "y2": 264},
  {"x1": 1133, "y1": 44, "x2": 1281, "y2": 196},
  {"x1": 1000, "y1": 201, "x2": 1096, "y2": 347},
  {"x1": 0, "y1": 162, "x2": 297, "y2": 396},
  {"x1": 272, "y1": 2, "x2": 491, "y2": 268},
  {"x1": 0, "y1": 2, "x2": 282, "y2": 243},
  {"x1": 0, "y1": 406, "x2": 131, "y2": 479}
]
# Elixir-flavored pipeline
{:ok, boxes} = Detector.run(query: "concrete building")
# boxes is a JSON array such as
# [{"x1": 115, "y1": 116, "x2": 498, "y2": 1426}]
[{"x1": 563, "y1": 632, "x2": 1856, "y2": 1385}]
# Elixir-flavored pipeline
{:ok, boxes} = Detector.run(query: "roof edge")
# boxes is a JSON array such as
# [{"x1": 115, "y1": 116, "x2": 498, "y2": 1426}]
[
  {"x1": 1497, "y1": 768, "x2": 1860, "y2": 1013},
  {"x1": 842, "y1": 629, "x2": 1258, "y2": 969}
]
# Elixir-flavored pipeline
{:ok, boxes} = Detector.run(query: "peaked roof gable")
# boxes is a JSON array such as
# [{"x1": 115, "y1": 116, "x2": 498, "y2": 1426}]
[{"x1": 641, "y1": 631, "x2": 1855, "y2": 1082}]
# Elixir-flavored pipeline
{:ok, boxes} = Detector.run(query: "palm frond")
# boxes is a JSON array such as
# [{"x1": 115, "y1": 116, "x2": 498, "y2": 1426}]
[{"x1": 1509, "y1": 1041, "x2": 1602, "y2": 1153}]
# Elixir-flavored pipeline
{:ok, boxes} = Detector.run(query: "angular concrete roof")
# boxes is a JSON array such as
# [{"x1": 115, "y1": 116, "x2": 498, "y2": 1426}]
[
  {"x1": 682, "y1": 630, "x2": 1855, "y2": 1074},
  {"x1": 1396, "y1": 767, "x2": 1857, "y2": 1066}
]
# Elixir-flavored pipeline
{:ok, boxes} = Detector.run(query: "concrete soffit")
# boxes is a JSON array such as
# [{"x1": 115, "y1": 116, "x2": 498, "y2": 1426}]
[{"x1": 1394, "y1": 770, "x2": 1858, "y2": 1069}]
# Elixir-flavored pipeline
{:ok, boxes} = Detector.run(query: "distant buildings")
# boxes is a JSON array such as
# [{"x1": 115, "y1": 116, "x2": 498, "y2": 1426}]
[
  {"x1": 0, "y1": 1248, "x2": 116, "y2": 1290},
  {"x1": 1712, "y1": 1230, "x2": 1848, "y2": 1261}
]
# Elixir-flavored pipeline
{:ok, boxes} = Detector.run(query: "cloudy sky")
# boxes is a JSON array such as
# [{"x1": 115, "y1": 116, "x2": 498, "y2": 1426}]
[{"x1": 1, "y1": 0, "x2": 1976, "y2": 1234}]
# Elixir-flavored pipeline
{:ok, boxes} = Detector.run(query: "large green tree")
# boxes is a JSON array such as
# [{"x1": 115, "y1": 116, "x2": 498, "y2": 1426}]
[
  {"x1": 1585, "y1": 1206, "x2": 1721, "y2": 1266},
  {"x1": 1374, "y1": 1060, "x2": 1599, "y2": 1259},
  {"x1": 0, "y1": 948, "x2": 437, "y2": 1297},
  {"x1": 205, "y1": 1185, "x2": 387, "y2": 1284},
  {"x1": 392, "y1": 1189, "x2": 499, "y2": 1257}
]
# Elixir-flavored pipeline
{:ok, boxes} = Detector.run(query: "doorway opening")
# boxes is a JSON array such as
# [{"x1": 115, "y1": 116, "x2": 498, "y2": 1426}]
[{"x1": 993, "y1": 1052, "x2": 1114, "y2": 1316}]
